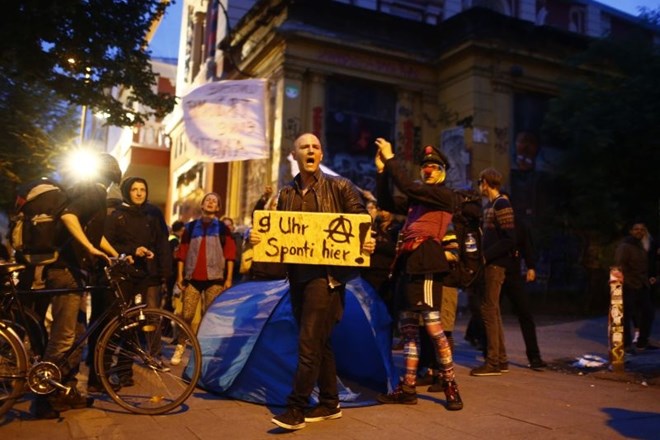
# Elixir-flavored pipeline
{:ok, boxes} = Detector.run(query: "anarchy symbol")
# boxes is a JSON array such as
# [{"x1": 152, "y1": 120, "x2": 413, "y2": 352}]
[{"x1": 324, "y1": 216, "x2": 354, "y2": 244}]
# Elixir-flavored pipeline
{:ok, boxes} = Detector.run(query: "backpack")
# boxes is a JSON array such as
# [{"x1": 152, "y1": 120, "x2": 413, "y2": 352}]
[
  {"x1": 443, "y1": 190, "x2": 484, "y2": 289},
  {"x1": 9, "y1": 178, "x2": 69, "y2": 265}
]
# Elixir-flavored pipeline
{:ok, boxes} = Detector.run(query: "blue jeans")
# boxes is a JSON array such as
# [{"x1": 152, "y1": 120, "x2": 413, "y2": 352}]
[
  {"x1": 44, "y1": 267, "x2": 86, "y2": 385},
  {"x1": 481, "y1": 264, "x2": 507, "y2": 367},
  {"x1": 287, "y1": 278, "x2": 344, "y2": 410}
]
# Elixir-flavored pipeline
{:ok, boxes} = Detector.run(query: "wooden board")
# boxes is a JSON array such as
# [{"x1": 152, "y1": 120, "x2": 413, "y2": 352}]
[{"x1": 252, "y1": 210, "x2": 372, "y2": 267}]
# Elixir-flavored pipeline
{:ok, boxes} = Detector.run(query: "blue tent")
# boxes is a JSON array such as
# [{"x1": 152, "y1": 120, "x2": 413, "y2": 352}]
[{"x1": 194, "y1": 277, "x2": 397, "y2": 407}]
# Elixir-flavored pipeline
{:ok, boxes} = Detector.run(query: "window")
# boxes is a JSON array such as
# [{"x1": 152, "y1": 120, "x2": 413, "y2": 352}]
[{"x1": 324, "y1": 78, "x2": 396, "y2": 192}]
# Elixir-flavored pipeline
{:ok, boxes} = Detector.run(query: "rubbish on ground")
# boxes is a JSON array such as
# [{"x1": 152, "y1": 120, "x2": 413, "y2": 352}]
[{"x1": 571, "y1": 354, "x2": 607, "y2": 369}]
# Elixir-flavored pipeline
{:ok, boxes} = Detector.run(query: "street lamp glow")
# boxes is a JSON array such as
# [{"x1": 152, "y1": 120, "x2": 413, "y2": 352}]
[{"x1": 64, "y1": 148, "x2": 101, "y2": 182}]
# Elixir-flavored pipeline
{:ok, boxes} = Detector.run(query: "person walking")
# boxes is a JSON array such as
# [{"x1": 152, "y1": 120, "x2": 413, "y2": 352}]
[
  {"x1": 470, "y1": 168, "x2": 516, "y2": 377},
  {"x1": 615, "y1": 220, "x2": 657, "y2": 351},
  {"x1": 171, "y1": 192, "x2": 236, "y2": 365},
  {"x1": 373, "y1": 139, "x2": 463, "y2": 411},
  {"x1": 501, "y1": 209, "x2": 547, "y2": 370},
  {"x1": 34, "y1": 153, "x2": 122, "y2": 419},
  {"x1": 251, "y1": 132, "x2": 375, "y2": 431}
]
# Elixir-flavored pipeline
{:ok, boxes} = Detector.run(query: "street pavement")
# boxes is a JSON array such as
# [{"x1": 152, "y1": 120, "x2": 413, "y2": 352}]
[{"x1": 2, "y1": 309, "x2": 659, "y2": 440}]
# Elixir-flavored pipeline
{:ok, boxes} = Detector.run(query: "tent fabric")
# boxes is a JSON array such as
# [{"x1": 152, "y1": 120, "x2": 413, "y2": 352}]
[{"x1": 194, "y1": 276, "x2": 398, "y2": 407}]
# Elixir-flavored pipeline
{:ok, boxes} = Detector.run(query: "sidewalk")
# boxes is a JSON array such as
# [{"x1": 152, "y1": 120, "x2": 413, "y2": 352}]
[{"x1": 2, "y1": 311, "x2": 659, "y2": 440}]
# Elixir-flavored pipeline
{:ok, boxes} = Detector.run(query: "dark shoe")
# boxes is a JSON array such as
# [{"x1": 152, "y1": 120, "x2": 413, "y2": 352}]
[
  {"x1": 50, "y1": 388, "x2": 94, "y2": 411},
  {"x1": 470, "y1": 364, "x2": 501, "y2": 377},
  {"x1": 271, "y1": 408, "x2": 306, "y2": 430},
  {"x1": 33, "y1": 397, "x2": 60, "y2": 419},
  {"x1": 529, "y1": 358, "x2": 547, "y2": 370},
  {"x1": 499, "y1": 362, "x2": 509, "y2": 373},
  {"x1": 443, "y1": 380, "x2": 464, "y2": 411},
  {"x1": 304, "y1": 404, "x2": 342, "y2": 422},
  {"x1": 377, "y1": 383, "x2": 417, "y2": 405}
]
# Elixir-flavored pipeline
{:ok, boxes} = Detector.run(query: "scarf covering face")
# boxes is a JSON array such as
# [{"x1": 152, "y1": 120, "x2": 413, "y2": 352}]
[{"x1": 184, "y1": 218, "x2": 226, "y2": 280}]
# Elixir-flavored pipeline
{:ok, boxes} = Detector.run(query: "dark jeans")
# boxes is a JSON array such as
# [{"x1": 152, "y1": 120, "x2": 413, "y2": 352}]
[
  {"x1": 623, "y1": 285, "x2": 655, "y2": 347},
  {"x1": 287, "y1": 278, "x2": 344, "y2": 410},
  {"x1": 502, "y1": 269, "x2": 542, "y2": 362},
  {"x1": 481, "y1": 264, "x2": 507, "y2": 367}
]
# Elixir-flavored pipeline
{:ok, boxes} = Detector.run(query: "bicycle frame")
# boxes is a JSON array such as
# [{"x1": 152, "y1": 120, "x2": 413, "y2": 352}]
[
  {"x1": 1, "y1": 259, "x2": 202, "y2": 416},
  {"x1": 0, "y1": 262, "x2": 148, "y2": 391}
]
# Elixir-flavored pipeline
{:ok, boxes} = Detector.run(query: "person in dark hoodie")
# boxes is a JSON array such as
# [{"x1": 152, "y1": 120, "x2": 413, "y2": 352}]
[
  {"x1": 86, "y1": 176, "x2": 172, "y2": 392},
  {"x1": 615, "y1": 220, "x2": 657, "y2": 351},
  {"x1": 104, "y1": 176, "x2": 172, "y2": 309}
]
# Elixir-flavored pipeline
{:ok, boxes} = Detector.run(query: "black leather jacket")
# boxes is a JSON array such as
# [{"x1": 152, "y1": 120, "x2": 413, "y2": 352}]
[{"x1": 278, "y1": 169, "x2": 368, "y2": 285}]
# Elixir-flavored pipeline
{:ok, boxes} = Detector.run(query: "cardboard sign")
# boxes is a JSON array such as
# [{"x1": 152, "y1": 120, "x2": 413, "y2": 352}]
[{"x1": 252, "y1": 211, "x2": 372, "y2": 267}]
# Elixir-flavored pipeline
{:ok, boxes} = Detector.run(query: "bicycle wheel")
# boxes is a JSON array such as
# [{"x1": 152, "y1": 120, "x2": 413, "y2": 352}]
[
  {"x1": 0, "y1": 324, "x2": 28, "y2": 418},
  {"x1": 95, "y1": 308, "x2": 201, "y2": 415},
  {"x1": 7, "y1": 304, "x2": 48, "y2": 359}
]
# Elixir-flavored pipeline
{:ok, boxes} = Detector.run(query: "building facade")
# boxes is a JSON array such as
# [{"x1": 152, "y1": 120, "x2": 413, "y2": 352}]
[{"x1": 164, "y1": 0, "x2": 658, "y2": 227}]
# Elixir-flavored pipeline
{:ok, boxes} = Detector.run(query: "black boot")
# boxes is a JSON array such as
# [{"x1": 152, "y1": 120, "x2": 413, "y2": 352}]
[
  {"x1": 377, "y1": 383, "x2": 417, "y2": 405},
  {"x1": 443, "y1": 380, "x2": 463, "y2": 411}
]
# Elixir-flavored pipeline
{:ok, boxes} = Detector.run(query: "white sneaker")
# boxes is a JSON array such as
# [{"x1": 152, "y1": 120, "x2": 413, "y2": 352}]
[{"x1": 170, "y1": 344, "x2": 185, "y2": 366}]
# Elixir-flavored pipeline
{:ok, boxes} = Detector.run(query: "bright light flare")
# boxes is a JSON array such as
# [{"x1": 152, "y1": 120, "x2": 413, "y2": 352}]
[{"x1": 64, "y1": 149, "x2": 101, "y2": 182}]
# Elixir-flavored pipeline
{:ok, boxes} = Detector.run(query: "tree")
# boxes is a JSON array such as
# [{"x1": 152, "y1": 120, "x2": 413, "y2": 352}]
[
  {"x1": 1, "y1": 0, "x2": 176, "y2": 127},
  {"x1": 543, "y1": 30, "x2": 660, "y2": 239},
  {"x1": 0, "y1": 0, "x2": 177, "y2": 209},
  {"x1": 0, "y1": 67, "x2": 80, "y2": 208}
]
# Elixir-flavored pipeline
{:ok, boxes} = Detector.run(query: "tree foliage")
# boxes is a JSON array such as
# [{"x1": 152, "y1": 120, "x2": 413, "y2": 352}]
[
  {"x1": 1, "y1": 0, "x2": 176, "y2": 127},
  {"x1": 0, "y1": 67, "x2": 80, "y2": 209},
  {"x1": 543, "y1": 30, "x2": 660, "y2": 238},
  {"x1": 0, "y1": 0, "x2": 177, "y2": 210}
]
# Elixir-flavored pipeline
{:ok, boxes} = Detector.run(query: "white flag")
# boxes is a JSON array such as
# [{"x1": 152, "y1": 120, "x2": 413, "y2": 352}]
[{"x1": 182, "y1": 79, "x2": 269, "y2": 162}]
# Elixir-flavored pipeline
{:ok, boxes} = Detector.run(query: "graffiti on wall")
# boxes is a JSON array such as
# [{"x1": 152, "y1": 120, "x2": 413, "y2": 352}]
[
  {"x1": 327, "y1": 153, "x2": 376, "y2": 192},
  {"x1": 284, "y1": 117, "x2": 301, "y2": 141},
  {"x1": 441, "y1": 127, "x2": 471, "y2": 189},
  {"x1": 494, "y1": 126, "x2": 509, "y2": 154},
  {"x1": 514, "y1": 131, "x2": 540, "y2": 171}
]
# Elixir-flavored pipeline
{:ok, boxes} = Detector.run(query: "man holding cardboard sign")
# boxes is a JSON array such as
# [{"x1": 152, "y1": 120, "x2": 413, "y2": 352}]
[{"x1": 251, "y1": 133, "x2": 374, "y2": 431}]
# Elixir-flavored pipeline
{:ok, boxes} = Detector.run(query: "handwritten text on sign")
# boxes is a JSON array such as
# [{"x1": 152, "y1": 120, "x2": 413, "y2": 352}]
[
  {"x1": 252, "y1": 211, "x2": 372, "y2": 267},
  {"x1": 182, "y1": 79, "x2": 269, "y2": 163}
]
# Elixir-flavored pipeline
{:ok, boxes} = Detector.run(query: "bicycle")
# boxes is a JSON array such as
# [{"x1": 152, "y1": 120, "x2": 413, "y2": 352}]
[
  {"x1": 0, "y1": 257, "x2": 202, "y2": 417},
  {"x1": 0, "y1": 269, "x2": 48, "y2": 359}
]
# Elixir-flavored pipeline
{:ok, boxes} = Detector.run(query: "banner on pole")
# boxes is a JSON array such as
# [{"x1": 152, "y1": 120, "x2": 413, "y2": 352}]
[
  {"x1": 182, "y1": 79, "x2": 269, "y2": 162},
  {"x1": 252, "y1": 211, "x2": 372, "y2": 267}
]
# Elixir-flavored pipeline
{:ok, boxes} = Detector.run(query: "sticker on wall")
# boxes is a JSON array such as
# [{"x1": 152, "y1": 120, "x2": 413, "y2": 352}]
[
  {"x1": 285, "y1": 85, "x2": 299, "y2": 99},
  {"x1": 473, "y1": 127, "x2": 488, "y2": 144}
]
